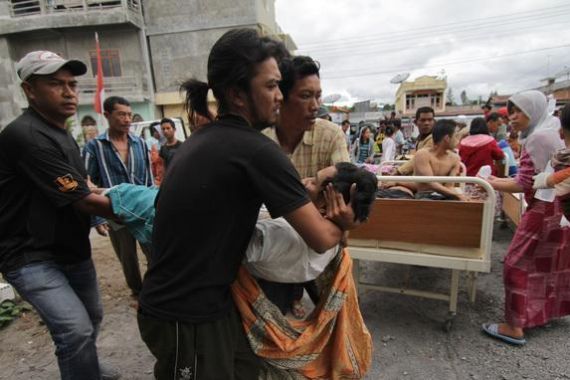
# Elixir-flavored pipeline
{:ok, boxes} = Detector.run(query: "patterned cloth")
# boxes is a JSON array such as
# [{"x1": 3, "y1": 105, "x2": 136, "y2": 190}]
[
  {"x1": 263, "y1": 119, "x2": 350, "y2": 178},
  {"x1": 504, "y1": 149, "x2": 570, "y2": 328},
  {"x1": 231, "y1": 249, "x2": 372, "y2": 379}
]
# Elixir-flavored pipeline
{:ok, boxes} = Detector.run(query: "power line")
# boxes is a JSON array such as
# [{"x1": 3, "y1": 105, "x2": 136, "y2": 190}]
[
  {"x1": 297, "y1": 2, "x2": 570, "y2": 48},
  {"x1": 321, "y1": 44, "x2": 570, "y2": 80},
  {"x1": 299, "y1": 9, "x2": 570, "y2": 56},
  {"x1": 316, "y1": 20, "x2": 569, "y2": 73}
]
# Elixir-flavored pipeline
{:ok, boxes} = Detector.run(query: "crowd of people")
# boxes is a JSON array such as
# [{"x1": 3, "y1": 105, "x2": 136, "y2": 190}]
[{"x1": 0, "y1": 27, "x2": 569, "y2": 380}]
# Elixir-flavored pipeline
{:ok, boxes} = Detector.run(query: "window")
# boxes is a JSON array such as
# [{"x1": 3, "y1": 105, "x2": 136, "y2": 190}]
[{"x1": 89, "y1": 49, "x2": 122, "y2": 77}]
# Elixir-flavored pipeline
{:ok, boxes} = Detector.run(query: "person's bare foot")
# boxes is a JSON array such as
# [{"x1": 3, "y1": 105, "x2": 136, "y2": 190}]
[
  {"x1": 291, "y1": 300, "x2": 305, "y2": 319},
  {"x1": 497, "y1": 323, "x2": 524, "y2": 339}
]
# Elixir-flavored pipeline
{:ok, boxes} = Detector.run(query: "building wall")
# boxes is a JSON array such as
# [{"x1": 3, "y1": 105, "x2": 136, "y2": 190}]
[
  {"x1": 0, "y1": 36, "x2": 24, "y2": 128},
  {"x1": 143, "y1": 0, "x2": 281, "y2": 93}
]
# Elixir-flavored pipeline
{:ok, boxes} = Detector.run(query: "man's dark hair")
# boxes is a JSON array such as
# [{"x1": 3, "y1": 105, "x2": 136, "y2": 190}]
[
  {"x1": 415, "y1": 106, "x2": 434, "y2": 120},
  {"x1": 392, "y1": 119, "x2": 401, "y2": 128},
  {"x1": 81, "y1": 115, "x2": 96, "y2": 126},
  {"x1": 432, "y1": 119, "x2": 456, "y2": 144},
  {"x1": 561, "y1": 103, "x2": 570, "y2": 132},
  {"x1": 325, "y1": 162, "x2": 378, "y2": 222},
  {"x1": 279, "y1": 56, "x2": 320, "y2": 101},
  {"x1": 160, "y1": 118, "x2": 176, "y2": 129},
  {"x1": 469, "y1": 117, "x2": 489, "y2": 135},
  {"x1": 385, "y1": 125, "x2": 395, "y2": 136},
  {"x1": 341, "y1": 119, "x2": 350, "y2": 126},
  {"x1": 486, "y1": 112, "x2": 501, "y2": 123},
  {"x1": 180, "y1": 28, "x2": 290, "y2": 119},
  {"x1": 103, "y1": 96, "x2": 130, "y2": 114}
]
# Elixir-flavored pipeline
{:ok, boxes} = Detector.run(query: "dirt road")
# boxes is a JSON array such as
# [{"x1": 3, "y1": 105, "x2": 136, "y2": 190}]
[{"x1": 1, "y1": 225, "x2": 569, "y2": 379}]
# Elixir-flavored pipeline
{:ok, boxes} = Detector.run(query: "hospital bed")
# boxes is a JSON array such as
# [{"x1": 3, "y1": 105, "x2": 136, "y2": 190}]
[{"x1": 348, "y1": 176, "x2": 495, "y2": 331}]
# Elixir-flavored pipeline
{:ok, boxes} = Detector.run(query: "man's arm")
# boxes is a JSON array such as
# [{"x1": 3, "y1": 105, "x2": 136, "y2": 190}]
[
  {"x1": 414, "y1": 150, "x2": 462, "y2": 199},
  {"x1": 396, "y1": 157, "x2": 414, "y2": 175},
  {"x1": 284, "y1": 185, "x2": 358, "y2": 253},
  {"x1": 73, "y1": 193, "x2": 116, "y2": 219}
]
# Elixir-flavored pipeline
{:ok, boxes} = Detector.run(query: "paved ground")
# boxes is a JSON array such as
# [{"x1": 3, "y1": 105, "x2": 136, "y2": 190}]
[{"x1": 1, "y1": 224, "x2": 569, "y2": 379}]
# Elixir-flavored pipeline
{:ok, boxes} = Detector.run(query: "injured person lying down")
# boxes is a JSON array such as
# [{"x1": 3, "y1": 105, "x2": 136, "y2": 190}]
[
  {"x1": 95, "y1": 162, "x2": 377, "y2": 378},
  {"x1": 95, "y1": 162, "x2": 377, "y2": 280}
]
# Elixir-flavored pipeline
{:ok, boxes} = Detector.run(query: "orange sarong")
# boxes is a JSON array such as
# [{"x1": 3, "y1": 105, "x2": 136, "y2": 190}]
[{"x1": 231, "y1": 249, "x2": 372, "y2": 379}]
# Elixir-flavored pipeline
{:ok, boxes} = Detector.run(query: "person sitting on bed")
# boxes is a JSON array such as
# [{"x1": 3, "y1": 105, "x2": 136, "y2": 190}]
[
  {"x1": 413, "y1": 119, "x2": 467, "y2": 201},
  {"x1": 376, "y1": 120, "x2": 463, "y2": 200}
]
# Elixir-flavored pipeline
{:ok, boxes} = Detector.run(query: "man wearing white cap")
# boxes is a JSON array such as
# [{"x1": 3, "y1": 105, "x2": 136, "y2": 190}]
[{"x1": 0, "y1": 51, "x2": 119, "y2": 380}]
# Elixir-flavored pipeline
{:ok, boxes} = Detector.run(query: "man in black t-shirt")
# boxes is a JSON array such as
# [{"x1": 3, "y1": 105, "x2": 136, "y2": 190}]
[
  {"x1": 138, "y1": 29, "x2": 360, "y2": 380},
  {"x1": 158, "y1": 117, "x2": 182, "y2": 170},
  {"x1": 0, "y1": 51, "x2": 118, "y2": 380}
]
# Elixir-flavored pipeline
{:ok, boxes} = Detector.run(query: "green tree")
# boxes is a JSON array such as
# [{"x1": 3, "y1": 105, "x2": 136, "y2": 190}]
[
  {"x1": 460, "y1": 90, "x2": 469, "y2": 105},
  {"x1": 446, "y1": 88, "x2": 456, "y2": 106}
]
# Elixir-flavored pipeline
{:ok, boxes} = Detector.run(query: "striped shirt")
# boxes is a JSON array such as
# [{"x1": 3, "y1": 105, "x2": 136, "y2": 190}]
[{"x1": 84, "y1": 131, "x2": 153, "y2": 188}]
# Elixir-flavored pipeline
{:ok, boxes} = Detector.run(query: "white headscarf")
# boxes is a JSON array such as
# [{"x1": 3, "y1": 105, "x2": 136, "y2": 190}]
[{"x1": 508, "y1": 90, "x2": 563, "y2": 172}]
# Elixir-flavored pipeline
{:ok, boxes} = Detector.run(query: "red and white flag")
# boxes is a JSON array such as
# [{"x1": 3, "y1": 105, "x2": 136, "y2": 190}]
[{"x1": 93, "y1": 32, "x2": 105, "y2": 115}]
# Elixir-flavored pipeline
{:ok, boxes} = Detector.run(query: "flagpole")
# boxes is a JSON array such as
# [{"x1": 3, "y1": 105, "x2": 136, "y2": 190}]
[{"x1": 94, "y1": 31, "x2": 107, "y2": 133}]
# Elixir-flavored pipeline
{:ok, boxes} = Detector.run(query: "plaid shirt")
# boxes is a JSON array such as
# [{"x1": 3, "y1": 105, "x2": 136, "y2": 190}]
[
  {"x1": 83, "y1": 131, "x2": 153, "y2": 188},
  {"x1": 263, "y1": 118, "x2": 350, "y2": 178}
]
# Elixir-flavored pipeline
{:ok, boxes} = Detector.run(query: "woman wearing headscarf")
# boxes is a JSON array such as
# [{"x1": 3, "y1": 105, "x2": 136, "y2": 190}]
[
  {"x1": 481, "y1": 91, "x2": 569, "y2": 345},
  {"x1": 458, "y1": 117, "x2": 505, "y2": 176}
]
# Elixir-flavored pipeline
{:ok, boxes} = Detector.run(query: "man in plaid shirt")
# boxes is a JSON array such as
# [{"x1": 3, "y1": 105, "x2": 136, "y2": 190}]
[{"x1": 84, "y1": 96, "x2": 153, "y2": 298}]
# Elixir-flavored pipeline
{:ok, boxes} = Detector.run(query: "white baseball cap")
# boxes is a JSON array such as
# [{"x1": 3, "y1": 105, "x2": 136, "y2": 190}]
[{"x1": 16, "y1": 50, "x2": 87, "y2": 81}]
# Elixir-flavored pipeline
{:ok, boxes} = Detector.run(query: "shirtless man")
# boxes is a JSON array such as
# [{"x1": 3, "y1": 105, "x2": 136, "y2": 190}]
[{"x1": 414, "y1": 119, "x2": 466, "y2": 201}]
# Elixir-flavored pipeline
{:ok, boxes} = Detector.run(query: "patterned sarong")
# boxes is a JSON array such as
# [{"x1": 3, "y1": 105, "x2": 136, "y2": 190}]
[{"x1": 231, "y1": 249, "x2": 372, "y2": 379}]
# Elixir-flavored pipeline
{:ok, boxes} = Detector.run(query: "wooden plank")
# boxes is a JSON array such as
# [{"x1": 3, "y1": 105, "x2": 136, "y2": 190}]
[{"x1": 349, "y1": 199, "x2": 484, "y2": 248}]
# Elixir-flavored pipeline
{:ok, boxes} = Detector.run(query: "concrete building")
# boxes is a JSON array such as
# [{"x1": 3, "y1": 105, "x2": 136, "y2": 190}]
[
  {"x1": 0, "y1": 0, "x2": 154, "y2": 132},
  {"x1": 394, "y1": 75, "x2": 447, "y2": 117},
  {"x1": 145, "y1": 0, "x2": 296, "y2": 123},
  {"x1": 0, "y1": 0, "x2": 295, "y2": 132}
]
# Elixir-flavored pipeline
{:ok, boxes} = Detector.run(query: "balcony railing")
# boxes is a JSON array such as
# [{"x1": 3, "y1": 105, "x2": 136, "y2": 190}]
[
  {"x1": 77, "y1": 75, "x2": 149, "y2": 103},
  {"x1": 9, "y1": 0, "x2": 141, "y2": 17}
]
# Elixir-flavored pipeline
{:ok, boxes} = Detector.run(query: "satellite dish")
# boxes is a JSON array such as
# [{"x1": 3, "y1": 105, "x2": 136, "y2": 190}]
[
  {"x1": 390, "y1": 72, "x2": 410, "y2": 84},
  {"x1": 323, "y1": 93, "x2": 342, "y2": 104}
]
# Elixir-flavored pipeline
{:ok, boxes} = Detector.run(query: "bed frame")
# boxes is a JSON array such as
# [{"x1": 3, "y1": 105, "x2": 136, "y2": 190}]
[
  {"x1": 348, "y1": 176, "x2": 496, "y2": 331},
  {"x1": 502, "y1": 192, "x2": 526, "y2": 227}
]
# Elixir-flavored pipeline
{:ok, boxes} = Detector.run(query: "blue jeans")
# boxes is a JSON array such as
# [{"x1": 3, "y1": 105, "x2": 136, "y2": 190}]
[{"x1": 4, "y1": 259, "x2": 103, "y2": 380}]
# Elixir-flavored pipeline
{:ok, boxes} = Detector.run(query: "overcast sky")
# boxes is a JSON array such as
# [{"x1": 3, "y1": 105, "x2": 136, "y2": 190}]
[{"x1": 274, "y1": 0, "x2": 570, "y2": 105}]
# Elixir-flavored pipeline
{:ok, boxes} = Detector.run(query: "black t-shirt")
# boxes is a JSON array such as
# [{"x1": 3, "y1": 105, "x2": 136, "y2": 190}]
[
  {"x1": 158, "y1": 140, "x2": 182, "y2": 169},
  {"x1": 139, "y1": 115, "x2": 310, "y2": 323},
  {"x1": 0, "y1": 109, "x2": 91, "y2": 273}
]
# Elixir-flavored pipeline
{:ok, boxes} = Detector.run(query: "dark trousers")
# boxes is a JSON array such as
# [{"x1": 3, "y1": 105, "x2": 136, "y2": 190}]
[
  {"x1": 108, "y1": 225, "x2": 151, "y2": 296},
  {"x1": 138, "y1": 307, "x2": 261, "y2": 380},
  {"x1": 257, "y1": 279, "x2": 320, "y2": 315}
]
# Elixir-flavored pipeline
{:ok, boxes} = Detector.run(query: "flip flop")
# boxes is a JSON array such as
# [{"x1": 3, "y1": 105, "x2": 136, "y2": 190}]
[{"x1": 482, "y1": 323, "x2": 526, "y2": 346}]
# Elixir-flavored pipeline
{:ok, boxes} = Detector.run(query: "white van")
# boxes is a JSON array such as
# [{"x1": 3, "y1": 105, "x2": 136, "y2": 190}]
[{"x1": 131, "y1": 118, "x2": 188, "y2": 144}]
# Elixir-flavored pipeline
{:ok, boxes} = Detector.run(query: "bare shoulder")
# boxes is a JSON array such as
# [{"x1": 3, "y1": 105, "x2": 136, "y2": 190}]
[
  {"x1": 414, "y1": 148, "x2": 430, "y2": 159},
  {"x1": 447, "y1": 150, "x2": 461, "y2": 162}
]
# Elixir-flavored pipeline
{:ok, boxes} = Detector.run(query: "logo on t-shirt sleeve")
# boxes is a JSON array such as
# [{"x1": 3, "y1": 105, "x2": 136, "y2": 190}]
[{"x1": 54, "y1": 174, "x2": 79, "y2": 193}]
